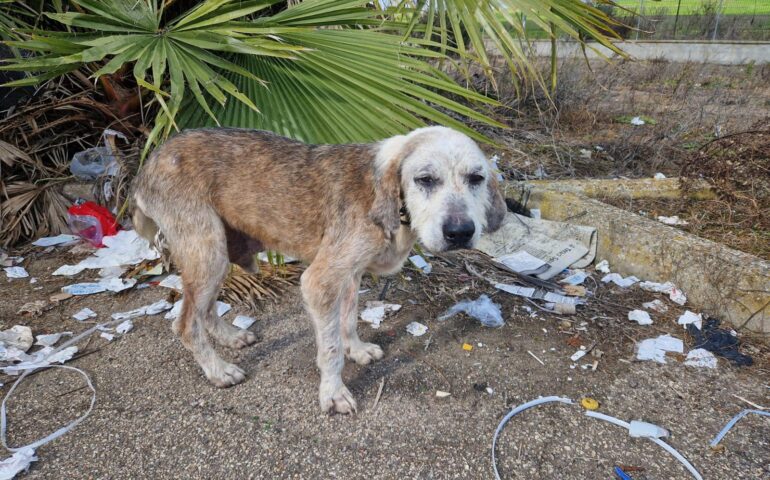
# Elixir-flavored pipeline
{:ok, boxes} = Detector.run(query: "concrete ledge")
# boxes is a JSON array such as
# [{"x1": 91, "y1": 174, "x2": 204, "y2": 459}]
[
  {"x1": 507, "y1": 181, "x2": 770, "y2": 334},
  {"x1": 517, "y1": 177, "x2": 714, "y2": 201},
  {"x1": 525, "y1": 40, "x2": 770, "y2": 65}
]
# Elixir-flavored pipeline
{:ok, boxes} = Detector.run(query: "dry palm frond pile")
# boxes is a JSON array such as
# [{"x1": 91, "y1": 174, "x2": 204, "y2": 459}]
[
  {"x1": 0, "y1": 72, "x2": 143, "y2": 247},
  {"x1": 221, "y1": 263, "x2": 303, "y2": 310}
]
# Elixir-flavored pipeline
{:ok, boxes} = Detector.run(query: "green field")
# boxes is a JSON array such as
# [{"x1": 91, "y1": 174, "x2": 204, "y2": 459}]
[{"x1": 613, "y1": 0, "x2": 770, "y2": 16}]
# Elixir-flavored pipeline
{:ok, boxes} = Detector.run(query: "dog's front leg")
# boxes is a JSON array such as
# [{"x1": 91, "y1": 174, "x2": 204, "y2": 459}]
[
  {"x1": 341, "y1": 272, "x2": 383, "y2": 365},
  {"x1": 301, "y1": 260, "x2": 358, "y2": 414}
]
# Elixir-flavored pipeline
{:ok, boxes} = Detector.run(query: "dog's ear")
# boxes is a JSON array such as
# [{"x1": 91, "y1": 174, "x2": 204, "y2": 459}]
[
  {"x1": 370, "y1": 136, "x2": 414, "y2": 239},
  {"x1": 484, "y1": 173, "x2": 507, "y2": 233}
]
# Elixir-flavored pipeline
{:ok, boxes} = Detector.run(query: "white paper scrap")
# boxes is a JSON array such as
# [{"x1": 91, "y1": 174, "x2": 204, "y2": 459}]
[
  {"x1": 636, "y1": 334, "x2": 683, "y2": 363},
  {"x1": 3, "y1": 267, "x2": 29, "y2": 279},
  {"x1": 406, "y1": 321, "x2": 428, "y2": 337},
  {"x1": 602, "y1": 273, "x2": 639, "y2": 288},
  {"x1": 628, "y1": 309, "x2": 653, "y2": 326},
  {"x1": 408, "y1": 255, "x2": 432, "y2": 274},
  {"x1": 684, "y1": 348, "x2": 717, "y2": 369},
  {"x1": 31, "y1": 234, "x2": 79, "y2": 247},
  {"x1": 73, "y1": 308, "x2": 97, "y2": 321},
  {"x1": 233, "y1": 315, "x2": 256, "y2": 330},
  {"x1": 678, "y1": 310, "x2": 703, "y2": 330}
]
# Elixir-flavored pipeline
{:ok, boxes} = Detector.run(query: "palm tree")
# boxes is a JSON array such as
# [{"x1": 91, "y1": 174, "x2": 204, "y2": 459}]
[{"x1": 1, "y1": 0, "x2": 621, "y2": 153}]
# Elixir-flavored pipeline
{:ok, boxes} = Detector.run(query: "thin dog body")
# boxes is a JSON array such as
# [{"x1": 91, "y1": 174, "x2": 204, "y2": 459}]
[{"x1": 132, "y1": 126, "x2": 506, "y2": 413}]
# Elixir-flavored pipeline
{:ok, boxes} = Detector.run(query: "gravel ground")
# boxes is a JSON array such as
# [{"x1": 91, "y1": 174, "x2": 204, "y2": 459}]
[{"x1": 1, "y1": 247, "x2": 769, "y2": 479}]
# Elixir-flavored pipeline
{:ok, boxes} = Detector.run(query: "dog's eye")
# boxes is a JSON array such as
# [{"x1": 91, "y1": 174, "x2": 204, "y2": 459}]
[
  {"x1": 415, "y1": 175, "x2": 438, "y2": 188},
  {"x1": 467, "y1": 174, "x2": 485, "y2": 186}
]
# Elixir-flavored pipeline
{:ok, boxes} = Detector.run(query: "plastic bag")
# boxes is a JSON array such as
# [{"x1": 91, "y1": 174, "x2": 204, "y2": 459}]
[
  {"x1": 438, "y1": 294, "x2": 504, "y2": 328},
  {"x1": 69, "y1": 129, "x2": 126, "y2": 181},
  {"x1": 67, "y1": 200, "x2": 118, "y2": 247}
]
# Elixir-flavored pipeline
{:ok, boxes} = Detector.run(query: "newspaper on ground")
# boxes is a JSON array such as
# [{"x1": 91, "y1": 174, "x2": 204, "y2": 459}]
[
  {"x1": 476, "y1": 212, "x2": 597, "y2": 280},
  {"x1": 494, "y1": 251, "x2": 548, "y2": 276}
]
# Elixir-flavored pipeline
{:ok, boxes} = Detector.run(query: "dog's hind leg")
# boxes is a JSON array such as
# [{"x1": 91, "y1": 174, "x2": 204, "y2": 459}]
[
  {"x1": 341, "y1": 272, "x2": 383, "y2": 366},
  {"x1": 170, "y1": 212, "x2": 247, "y2": 388},
  {"x1": 204, "y1": 283, "x2": 258, "y2": 350}
]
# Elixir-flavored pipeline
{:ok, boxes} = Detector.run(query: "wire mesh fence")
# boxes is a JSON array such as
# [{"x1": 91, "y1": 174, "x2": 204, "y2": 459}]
[{"x1": 608, "y1": 0, "x2": 770, "y2": 41}]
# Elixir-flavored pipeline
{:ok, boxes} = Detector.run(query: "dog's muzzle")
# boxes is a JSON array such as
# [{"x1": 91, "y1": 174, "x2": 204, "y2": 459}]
[{"x1": 442, "y1": 218, "x2": 475, "y2": 250}]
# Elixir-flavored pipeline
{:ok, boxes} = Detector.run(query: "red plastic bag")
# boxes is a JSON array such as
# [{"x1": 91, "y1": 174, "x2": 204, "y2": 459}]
[{"x1": 67, "y1": 201, "x2": 119, "y2": 247}]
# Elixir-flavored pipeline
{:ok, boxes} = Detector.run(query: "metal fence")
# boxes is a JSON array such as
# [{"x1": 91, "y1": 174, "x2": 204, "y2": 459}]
[{"x1": 609, "y1": 0, "x2": 770, "y2": 41}]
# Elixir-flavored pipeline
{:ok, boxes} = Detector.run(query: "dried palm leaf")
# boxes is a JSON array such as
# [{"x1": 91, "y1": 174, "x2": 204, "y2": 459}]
[{"x1": 220, "y1": 263, "x2": 303, "y2": 311}]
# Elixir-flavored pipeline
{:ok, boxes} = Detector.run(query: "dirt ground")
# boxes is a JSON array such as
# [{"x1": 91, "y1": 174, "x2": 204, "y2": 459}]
[{"x1": 1, "y1": 244, "x2": 769, "y2": 480}]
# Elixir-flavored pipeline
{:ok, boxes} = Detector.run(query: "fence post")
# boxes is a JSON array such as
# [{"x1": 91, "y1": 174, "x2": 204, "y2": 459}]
[
  {"x1": 635, "y1": 0, "x2": 643, "y2": 40},
  {"x1": 712, "y1": 0, "x2": 725, "y2": 40},
  {"x1": 673, "y1": 0, "x2": 682, "y2": 38}
]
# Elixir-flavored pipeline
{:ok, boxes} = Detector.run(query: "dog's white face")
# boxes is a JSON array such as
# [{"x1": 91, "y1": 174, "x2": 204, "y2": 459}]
[{"x1": 380, "y1": 127, "x2": 504, "y2": 252}]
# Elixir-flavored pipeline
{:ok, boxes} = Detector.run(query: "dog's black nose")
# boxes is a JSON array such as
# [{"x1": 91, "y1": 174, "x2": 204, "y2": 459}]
[{"x1": 443, "y1": 219, "x2": 475, "y2": 248}]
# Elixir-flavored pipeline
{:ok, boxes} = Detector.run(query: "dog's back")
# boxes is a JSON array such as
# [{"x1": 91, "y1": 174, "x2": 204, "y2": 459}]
[{"x1": 132, "y1": 128, "x2": 377, "y2": 263}]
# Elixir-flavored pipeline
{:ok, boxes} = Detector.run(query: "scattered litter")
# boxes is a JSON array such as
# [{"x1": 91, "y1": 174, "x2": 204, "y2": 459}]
[
  {"x1": 98, "y1": 265, "x2": 126, "y2": 279},
  {"x1": 359, "y1": 302, "x2": 402, "y2": 329},
  {"x1": 494, "y1": 283, "x2": 535, "y2": 298},
  {"x1": 684, "y1": 348, "x2": 718, "y2": 369},
  {"x1": 34, "y1": 333, "x2": 70, "y2": 348},
  {"x1": 53, "y1": 230, "x2": 159, "y2": 276},
  {"x1": 438, "y1": 295, "x2": 504, "y2": 328},
  {"x1": 73, "y1": 308, "x2": 97, "y2": 321},
  {"x1": 636, "y1": 334, "x2": 684, "y2": 363},
  {"x1": 233, "y1": 315, "x2": 256, "y2": 330},
  {"x1": 642, "y1": 299, "x2": 668, "y2": 313},
  {"x1": 602, "y1": 273, "x2": 639, "y2": 288},
  {"x1": 581, "y1": 397, "x2": 599, "y2": 411},
  {"x1": 639, "y1": 281, "x2": 687, "y2": 305},
  {"x1": 406, "y1": 321, "x2": 428, "y2": 337},
  {"x1": 67, "y1": 200, "x2": 118, "y2": 247},
  {"x1": 657, "y1": 215, "x2": 689, "y2": 226},
  {"x1": 462, "y1": 343, "x2": 473, "y2": 352},
  {"x1": 436, "y1": 390, "x2": 451, "y2": 398},
  {"x1": 112, "y1": 300, "x2": 173, "y2": 320},
  {"x1": 2, "y1": 346, "x2": 79, "y2": 375},
  {"x1": 492, "y1": 397, "x2": 702, "y2": 480},
  {"x1": 595, "y1": 260, "x2": 610, "y2": 273},
  {"x1": 550, "y1": 303, "x2": 576, "y2": 315},
  {"x1": 0, "y1": 448, "x2": 37, "y2": 479},
  {"x1": 477, "y1": 212, "x2": 597, "y2": 280},
  {"x1": 494, "y1": 251, "x2": 547, "y2": 276},
  {"x1": 628, "y1": 309, "x2": 653, "y2": 326},
  {"x1": 49, "y1": 292, "x2": 72, "y2": 303},
  {"x1": 100, "y1": 332, "x2": 114, "y2": 342},
  {"x1": 408, "y1": 255, "x2": 432, "y2": 274},
  {"x1": 17, "y1": 301, "x2": 46, "y2": 316},
  {"x1": 527, "y1": 350, "x2": 545, "y2": 366},
  {"x1": 629, "y1": 420, "x2": 669, "y2": 439},
  {"x1": 28, "y1": 278, "x2": 37, "y2": 284},
  {"x1": 570, "y1": 349, "x2": 587, "y2": 362},
  {"x1": 688, "y1": 318, "x2": 752, "y2": 366},
  {"x1": 31, "y1": 234, "x2": 80, "y2": 247},
  {"x1": 678, "y1": 311, "x2": 703, "y2": 330},
  {"x1": 710, "y1": 409, "x2": 770, "y2": 448},
  {"x1": 654, "y1": 172, "x2": 667, "y2": 180},
  {"x1": 115, "y1": 320, "x2": 133, "y2": 334},
  {"x1": 543, "y1": 292, "x2": 585, "y2": 306},
  {"x1": 158, "y1": 274, "x2": 183, "y2": 290},
  {"x1": 560, "y1": 271, "x2": 588, "y2": 285},
  {"x1": 62, "y1": 277, "x2": 136, "y2": 296},
  {"x1": 0, "y1": 326, "x2": 33, "y2": 352},
  {"x1": 3, "y1": 267, "x2": 28, "y2": 279},
  {"x1": 630, "y1": 116, "x2": 645, "y2": 126}
]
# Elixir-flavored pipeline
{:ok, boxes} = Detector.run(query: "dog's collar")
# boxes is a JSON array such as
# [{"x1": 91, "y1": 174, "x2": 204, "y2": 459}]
[{"x1": 399, "y1": 202, "x2": 411, "y2": 226}]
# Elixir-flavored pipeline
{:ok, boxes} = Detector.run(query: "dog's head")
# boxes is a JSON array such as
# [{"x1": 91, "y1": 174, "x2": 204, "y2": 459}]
[{"x1": 371, "y1": 126, "x2": 506, "y2": 252}]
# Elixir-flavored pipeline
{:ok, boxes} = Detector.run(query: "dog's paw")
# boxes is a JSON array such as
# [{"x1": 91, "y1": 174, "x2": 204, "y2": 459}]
[
  {"x1": 347, "y1": 342, "x2": 383, "y2": 366},
  {"x1": 209, "y1": 324, "x2": 258, "y2": 349},
  {"x1": 204, "y1": 360, "x2": 246, "y2": 388},
  {"x1": 319, "y1": 383, "x2": 357, "y2": 414},
  {"x1": 227, "y1": 329, "x2": 258, "y2": 350}
]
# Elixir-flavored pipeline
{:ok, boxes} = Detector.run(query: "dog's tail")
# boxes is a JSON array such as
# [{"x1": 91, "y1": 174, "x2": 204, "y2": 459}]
[{"x1": 132, "y1": 204, "x2": 159, "y2": 244}]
